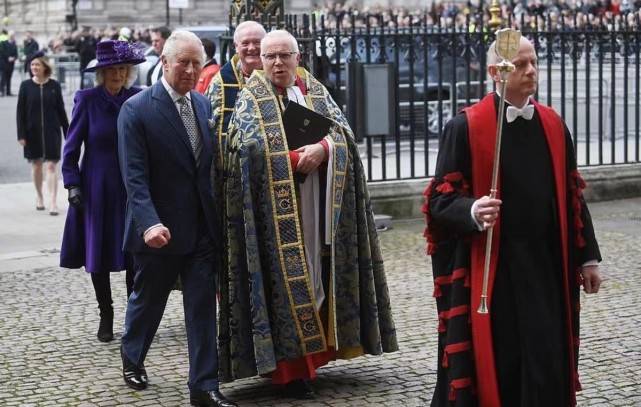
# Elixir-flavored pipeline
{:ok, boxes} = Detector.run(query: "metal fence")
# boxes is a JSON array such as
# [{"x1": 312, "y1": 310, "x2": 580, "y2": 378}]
[
  {"x1": 48, "y1": 53, "x2": 82, "y2": 95},
  {"x1": 225, "y1": 12, "x2": 641, "y2": 181}
]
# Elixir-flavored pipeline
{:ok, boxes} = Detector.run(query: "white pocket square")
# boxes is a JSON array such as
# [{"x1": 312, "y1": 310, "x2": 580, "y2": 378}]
[{"x1": 208, "y1": 118, "x2": 216, "y2": 129}]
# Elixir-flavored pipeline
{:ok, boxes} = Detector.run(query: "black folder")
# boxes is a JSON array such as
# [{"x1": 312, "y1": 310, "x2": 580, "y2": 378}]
[{"x1": 282, "y1": 101, "x2": 333, "y2": 150}]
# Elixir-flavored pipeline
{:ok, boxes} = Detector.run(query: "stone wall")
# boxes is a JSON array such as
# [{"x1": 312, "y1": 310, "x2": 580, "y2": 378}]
[{"x1": 369, "y1": 163, "x2": 641, "y2": 219}]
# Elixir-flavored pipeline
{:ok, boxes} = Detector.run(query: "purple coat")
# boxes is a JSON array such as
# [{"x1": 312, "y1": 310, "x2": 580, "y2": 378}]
[{"x1": 60, "y1": 86, "x2": 141, "y2": 273}]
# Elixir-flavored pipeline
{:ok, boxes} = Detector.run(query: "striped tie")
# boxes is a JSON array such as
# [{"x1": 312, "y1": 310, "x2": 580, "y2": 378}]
[{"x1": 178, "y1": 96, "x2": 202, "y2": 164}]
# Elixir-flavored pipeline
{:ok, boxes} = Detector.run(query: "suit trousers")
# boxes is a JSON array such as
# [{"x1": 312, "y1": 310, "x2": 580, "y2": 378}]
[
  {"x1": 121, "y1": 233, "x2": 219, "y2": 391},
  {"x1": 1, "y1": 65, "x2": 13, "y2": 95}
]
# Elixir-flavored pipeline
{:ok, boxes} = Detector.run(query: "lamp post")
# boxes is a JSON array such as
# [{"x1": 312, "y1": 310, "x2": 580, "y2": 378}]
[
  {"x1": 166, "y1": 0, "x2": 170, "y2": 26},
  {"x1": 71, "y1": 0, "x2": 78, "y2": 31}
]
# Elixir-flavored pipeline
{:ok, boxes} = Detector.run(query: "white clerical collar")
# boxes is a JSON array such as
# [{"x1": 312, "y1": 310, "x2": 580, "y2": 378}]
[
  {"x1": 161, "y1": 76, "x2": 191, "y2": 103},
  {"x1": 286, "y1": 85, "x2": 307, "y2": 107}
]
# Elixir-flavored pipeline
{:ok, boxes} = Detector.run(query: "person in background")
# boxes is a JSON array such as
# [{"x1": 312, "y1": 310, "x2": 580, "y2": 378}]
[
  {"x1": 0, "y1": 29, "x2": 8, "y2": 95},
  {"x1": 0, "y1": 31, "x2": 18, "y2": 96},
  {"x1": 16, "y1": 51, "x2": 69, "y2": 215},
  {"x1": 75, "y1": 27, "x2": 98, "y2": 71},
  {"x1": 60, "y1": 40, "x2": 145, "y2": 343},
  {"x1": 194, "y1": 38, "x2": 219, "y2": 94},
  {"x1": 118, "y1": 27, "x2": 132, "y2": 42},
  {"x1": 203, "y1": 22, "x2": 265, "y2": 329},
  {"x1": 22, "y1": 31, "x2": 40, "y2": 78},
  {"x1": 146, "y1": 26, "x2": 171, "y2": 86},
  {"x1": 204, "y1": 20, "x2": 265, "y2": 174},
  {"x1": 75, "y1": 27, "x2": 98, "y2": 89}
]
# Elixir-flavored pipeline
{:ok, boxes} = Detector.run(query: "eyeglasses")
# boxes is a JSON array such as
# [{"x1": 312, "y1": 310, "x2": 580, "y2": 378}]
[{"x1": 261, "y1": 51, "x2": 298, "y2": 62}]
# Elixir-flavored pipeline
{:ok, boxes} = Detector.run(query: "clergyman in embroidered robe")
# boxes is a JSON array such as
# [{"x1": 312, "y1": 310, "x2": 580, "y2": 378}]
[{"x1": 218, "y1": 30, "x2": 398, "y2": 392}]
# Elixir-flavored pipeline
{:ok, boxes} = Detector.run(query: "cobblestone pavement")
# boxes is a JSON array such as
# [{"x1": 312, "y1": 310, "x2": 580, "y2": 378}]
[{"x1": 1, "y1": 197, "x2": 640, "y2": 406}]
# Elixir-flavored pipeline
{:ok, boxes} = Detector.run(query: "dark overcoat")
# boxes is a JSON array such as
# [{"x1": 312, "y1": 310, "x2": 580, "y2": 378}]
[
  {"x1": 16, "y1": 79, "x2": 69, "y2": 161},
  {"x1": 60, "y1": 86, "x2": 141, "y2": 273}
]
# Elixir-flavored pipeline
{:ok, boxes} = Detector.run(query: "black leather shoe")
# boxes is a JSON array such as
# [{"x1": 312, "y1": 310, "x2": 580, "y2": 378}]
[
  {"x1": 97, "y1": 308, "x2": 114, "y2": 342},
  {"x1": 190, "y1": 389, "x2": 237, "y2": 407},
  {"x1": 284, "y1": 379, "x2": 315, "y2": 399},
  {"x1": 121, "y1": 345, "x2": 148, "y2": 390}
]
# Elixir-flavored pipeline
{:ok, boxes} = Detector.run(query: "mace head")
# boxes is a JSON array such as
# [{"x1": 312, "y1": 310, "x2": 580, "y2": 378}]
[{"x1": 494, "y1": 28, "x2": 521, "y2": 62}]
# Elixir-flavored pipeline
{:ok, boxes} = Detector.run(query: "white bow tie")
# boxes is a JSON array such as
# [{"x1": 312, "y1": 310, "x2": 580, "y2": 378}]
[{"x1": 506, "y1": 104, "x2": 535, "y2": 123}]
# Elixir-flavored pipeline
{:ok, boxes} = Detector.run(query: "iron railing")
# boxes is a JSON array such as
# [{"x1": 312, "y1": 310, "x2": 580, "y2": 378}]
[{"x1": 221, "y1": 12, "x2": 641, "y2": 181}]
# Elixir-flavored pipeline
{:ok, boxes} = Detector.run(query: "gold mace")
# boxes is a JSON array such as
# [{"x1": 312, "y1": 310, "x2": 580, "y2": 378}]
[
  {"x1": 488, "y1": 0, "x2": 503, "y2": 29},
  {"x1": 477, "y1": 28, "x2": 521, "y2": 314}
]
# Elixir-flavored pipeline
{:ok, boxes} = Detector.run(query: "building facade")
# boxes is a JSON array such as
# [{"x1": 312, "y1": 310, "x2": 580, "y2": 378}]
[{"x1": 1, "y1": 0, "x2": 311, "y2": 36}]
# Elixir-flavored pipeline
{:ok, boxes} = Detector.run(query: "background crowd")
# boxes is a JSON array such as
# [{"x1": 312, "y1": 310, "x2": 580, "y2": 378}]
[
  {"x1": 0, "y1": 25, "x2": 155, "y2": 86},
  {"x1": 314, "y1": 0, "x2": 641, "y2": 29},
  {"x1": 1, "y1": 0, "x2": 640, "y2": 80}
]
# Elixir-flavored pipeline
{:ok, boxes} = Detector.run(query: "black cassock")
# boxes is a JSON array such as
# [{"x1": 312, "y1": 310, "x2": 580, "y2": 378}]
[{"x1": 426, "y1": 95, "x2": 601, "y2": 407}]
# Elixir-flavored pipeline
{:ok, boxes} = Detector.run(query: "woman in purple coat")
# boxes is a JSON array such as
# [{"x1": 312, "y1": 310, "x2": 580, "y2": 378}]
[{"x1": 60, "y1": 41, "x2": 145, "y2": 342}]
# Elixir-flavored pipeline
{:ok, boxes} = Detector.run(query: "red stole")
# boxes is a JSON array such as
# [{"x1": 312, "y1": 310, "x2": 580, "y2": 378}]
[
  {"x1": 274, "y1": 75, "x2": 308, "y2": 96},
  {"x1": 464, "y1": 93, "x2": 577, "y2": 406}
]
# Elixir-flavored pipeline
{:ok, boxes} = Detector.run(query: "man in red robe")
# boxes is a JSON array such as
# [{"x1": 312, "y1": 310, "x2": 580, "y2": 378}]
[{"x1": 424, "y1": 36, "x2": 602, "y2": 406}]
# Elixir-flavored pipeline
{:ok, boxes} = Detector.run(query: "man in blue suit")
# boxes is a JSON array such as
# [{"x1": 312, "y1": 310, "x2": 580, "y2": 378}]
[{"x1": 117, "y1": 30, "x2": 236, "y2": 407}]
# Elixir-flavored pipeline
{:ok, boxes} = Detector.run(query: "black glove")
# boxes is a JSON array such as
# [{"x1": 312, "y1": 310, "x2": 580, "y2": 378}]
[{"x1": 68, "y1": 186, "x2": 83, "y2": 208}]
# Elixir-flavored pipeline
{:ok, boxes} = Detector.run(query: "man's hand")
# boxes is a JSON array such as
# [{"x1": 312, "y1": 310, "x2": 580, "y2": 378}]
[
  {"x1": 294, "y1": 143, "x2": 326, "y2": 174},
  {"x1": 18, "y1": 139, "x2": 26, "y2": 146},
  {"x1": 473, "y1": 195, "x2": 502, "y2": 229},
  {"x1": 144, "y1": 226, "x2": 171, "y2": 249},
  {"x1": 581, "y1": 264, "x2": 602, "y2": 294}
]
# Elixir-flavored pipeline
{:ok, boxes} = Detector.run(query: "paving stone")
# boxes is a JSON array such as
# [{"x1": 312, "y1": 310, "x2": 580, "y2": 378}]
[{"x1": 1, "y1": 199, "x2": 640, "y2": 405}]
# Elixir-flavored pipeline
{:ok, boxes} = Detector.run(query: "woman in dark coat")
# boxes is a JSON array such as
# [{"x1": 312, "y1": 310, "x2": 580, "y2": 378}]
[
  {"x1": 60, "y1": 40, "x2": 145, "y2": 342},
  {"x1": 16, "y1": 51, "x2": 69, "y2": 215}
]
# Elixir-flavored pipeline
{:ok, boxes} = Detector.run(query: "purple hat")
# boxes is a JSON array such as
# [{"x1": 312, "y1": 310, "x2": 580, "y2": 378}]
[{"x1": 84, "y1": 40, "x2": 146, "y2": 72}]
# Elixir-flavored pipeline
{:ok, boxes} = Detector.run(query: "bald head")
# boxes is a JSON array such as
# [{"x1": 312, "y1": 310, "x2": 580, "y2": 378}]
[
  {"x1": 260, "y1": 30, "x2": 301, "y2": 88},
  {"x1": 233, "y1": 21, "x2": 266, "y2": 44},
  {"x1": 487, "y1": 36, "x2": 535, "y2": 67},
  {"x1": 487, "y1": 36, "x2": 538, "y2": 107},
  {"x1": 260, "y1": 30, "x2": 299, "y2": 53}
]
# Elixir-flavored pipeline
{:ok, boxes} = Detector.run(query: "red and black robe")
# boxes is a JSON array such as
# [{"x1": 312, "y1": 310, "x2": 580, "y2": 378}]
[{"x1": 423, "y1": 93, "x2": 601, "y2": 406}]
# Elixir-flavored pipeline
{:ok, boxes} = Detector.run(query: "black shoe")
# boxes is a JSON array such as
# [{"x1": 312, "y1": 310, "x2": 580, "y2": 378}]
[
  {"x1": 121, "y1": 345, "x2": 148, "y2": 390},
  {"x1": 190, "y1": 389, "x2": 237, "y2": 407},
  {"x1": 97, "y1": 308, "x2": 114, "y2": 342},
  {"x1": 283, "y1": 379, "x2": 315, "y2": 399}
]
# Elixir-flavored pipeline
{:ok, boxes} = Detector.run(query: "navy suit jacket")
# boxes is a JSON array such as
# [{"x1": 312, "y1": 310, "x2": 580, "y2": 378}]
[{"x1": 117, "y1": 81, "x2": 220, "y2": 255}]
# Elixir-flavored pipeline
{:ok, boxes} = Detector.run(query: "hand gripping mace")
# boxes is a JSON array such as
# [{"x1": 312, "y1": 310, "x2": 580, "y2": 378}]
[{"x1": 477, "y1": 29, "x2": 521, "y2": 314}]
